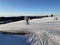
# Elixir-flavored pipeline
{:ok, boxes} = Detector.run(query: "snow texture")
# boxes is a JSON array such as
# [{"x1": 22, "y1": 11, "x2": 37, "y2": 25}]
[{"x1": 0, "y1": 17, "x2": 60, "y2": 45}]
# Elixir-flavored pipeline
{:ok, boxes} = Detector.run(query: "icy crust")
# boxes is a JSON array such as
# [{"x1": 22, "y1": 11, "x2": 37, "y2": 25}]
[{"x1": 26, "y1": 30, "x2": 60, "y2": 45}]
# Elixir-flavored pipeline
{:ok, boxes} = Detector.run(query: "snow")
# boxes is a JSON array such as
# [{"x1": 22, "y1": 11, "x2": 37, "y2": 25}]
[
  {"x1": 0, "y1": 17, "x2": 60, "y2": 45},
  {"x1": 54, "y1": 15, "x2": 60, "y2": 20}
]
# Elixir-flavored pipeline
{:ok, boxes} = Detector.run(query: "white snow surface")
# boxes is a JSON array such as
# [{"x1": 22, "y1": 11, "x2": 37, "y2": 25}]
[{"x1": 0, "y1": 17, "x2": 60, "y2": 45}]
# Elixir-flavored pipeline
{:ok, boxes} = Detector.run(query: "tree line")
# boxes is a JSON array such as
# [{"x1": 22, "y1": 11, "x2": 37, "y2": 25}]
[{"x1": 0, "y1": 15, "x2": 52, "y2": 24}]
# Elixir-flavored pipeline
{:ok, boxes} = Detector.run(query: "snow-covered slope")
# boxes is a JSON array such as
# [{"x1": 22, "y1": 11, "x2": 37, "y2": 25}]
[
  {"x1": 54, "y1": 15, "x2": 60, "y2": 20},
  {"x1": 0, "y1": 17, "x2": 60, "y2": 45}
]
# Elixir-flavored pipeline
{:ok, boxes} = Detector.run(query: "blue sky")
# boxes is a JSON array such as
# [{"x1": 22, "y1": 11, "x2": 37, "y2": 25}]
[{"x1": 0, "y1": 0, "x2": 60, "y2": 16}]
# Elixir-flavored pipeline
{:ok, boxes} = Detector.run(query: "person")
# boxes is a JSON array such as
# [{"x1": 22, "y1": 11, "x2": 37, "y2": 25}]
[
  {"x1": 24, "y1": 16, "x2": 29, "y2": 25},
  {"x1": 56, "y1": 17, "x2": 58, "y2": 20},
  {"x1": 26, "y1": 17, "x2": 29, "y2": 25}
]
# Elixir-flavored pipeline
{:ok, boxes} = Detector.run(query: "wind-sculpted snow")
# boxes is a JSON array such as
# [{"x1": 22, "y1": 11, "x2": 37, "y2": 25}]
[{"x1": 27, "y1": 30, "x2": 60, "y2": 45}]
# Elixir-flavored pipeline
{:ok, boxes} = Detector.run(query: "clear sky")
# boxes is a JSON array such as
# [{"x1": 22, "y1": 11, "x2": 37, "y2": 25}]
[{"x1": 0, "y1": 0, "x2": 60, "y2": 16}]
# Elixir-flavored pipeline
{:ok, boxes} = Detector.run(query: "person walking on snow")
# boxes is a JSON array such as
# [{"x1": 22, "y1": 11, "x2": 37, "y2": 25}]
[{"x1": 26, "y1": 17, "x2": 29, "y2": 25}]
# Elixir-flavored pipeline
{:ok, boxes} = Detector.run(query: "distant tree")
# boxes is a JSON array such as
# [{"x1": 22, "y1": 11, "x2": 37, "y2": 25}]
[{"x1": 51, "y1": 14, "x2": 53, "y2": 17}]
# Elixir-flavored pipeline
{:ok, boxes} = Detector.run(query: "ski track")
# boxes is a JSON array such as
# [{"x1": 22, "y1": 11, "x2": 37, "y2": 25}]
[{"x1": 27, "y1": 30, "x2": 60, "y2": 45}]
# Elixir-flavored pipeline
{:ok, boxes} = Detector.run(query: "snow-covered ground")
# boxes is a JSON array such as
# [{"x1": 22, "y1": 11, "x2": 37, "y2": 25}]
[{"x1": 0, "y1": 17, "x2": 60, "y2": 45}]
